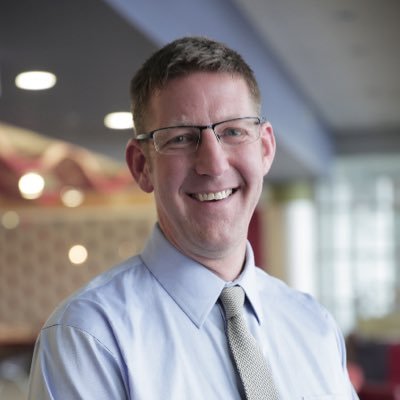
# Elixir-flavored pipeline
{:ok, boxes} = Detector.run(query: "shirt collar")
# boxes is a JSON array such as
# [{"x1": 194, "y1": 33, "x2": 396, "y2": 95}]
[
  {"x1": 140, "y1": 225, "x2": 263, "y2": 328},
  {"x1": 231, "y1": 241, "x2": 264, "y2": 325}
]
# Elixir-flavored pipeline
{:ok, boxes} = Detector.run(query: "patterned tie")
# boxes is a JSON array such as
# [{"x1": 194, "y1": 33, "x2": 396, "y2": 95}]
[{"x1": 219, "y1": 286, "x2": 280, "y2": 400}]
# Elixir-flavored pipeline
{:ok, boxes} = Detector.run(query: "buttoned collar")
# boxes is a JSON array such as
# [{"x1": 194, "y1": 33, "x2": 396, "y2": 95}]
[{"x1": 140, "y1": 225, "x2": 264, "y2": 328}]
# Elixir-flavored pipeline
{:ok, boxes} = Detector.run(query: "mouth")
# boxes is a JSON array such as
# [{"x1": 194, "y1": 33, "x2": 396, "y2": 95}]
[{"x1": 189, "y1": 188, "x2": 235, "y2": 202}]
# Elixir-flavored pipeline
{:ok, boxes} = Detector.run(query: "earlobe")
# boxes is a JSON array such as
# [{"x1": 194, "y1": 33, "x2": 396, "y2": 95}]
[
  {"x1": 260, "y1": 122, "x2": 276, "y2": 175},
  {"x1": 125, "y1": 139, "x2": 154, "y2": 193}
]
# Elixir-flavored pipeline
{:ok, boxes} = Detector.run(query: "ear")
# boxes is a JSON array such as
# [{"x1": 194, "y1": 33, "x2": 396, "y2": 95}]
[
  {"x1": 260, "y1": 121, "x2": 276, "y2": 175},
  {"x1": 125, "y1": 139, "x2": 154, "y2": 193}
]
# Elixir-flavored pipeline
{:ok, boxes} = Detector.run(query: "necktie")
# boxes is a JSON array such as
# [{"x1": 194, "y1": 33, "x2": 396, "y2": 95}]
[{"x1": 219, "y1": 286, "x2": 280, "y2": 400}]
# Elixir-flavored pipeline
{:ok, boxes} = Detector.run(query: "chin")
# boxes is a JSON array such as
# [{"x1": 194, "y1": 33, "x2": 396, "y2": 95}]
[{"x1": 189, "y1": 226, "x2": 241, "y2": 254}]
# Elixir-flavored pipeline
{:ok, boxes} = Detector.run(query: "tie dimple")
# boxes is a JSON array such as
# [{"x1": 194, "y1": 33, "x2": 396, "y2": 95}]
[{"x1": 220, "y1": 286, "x2": 244, "y2": 319}]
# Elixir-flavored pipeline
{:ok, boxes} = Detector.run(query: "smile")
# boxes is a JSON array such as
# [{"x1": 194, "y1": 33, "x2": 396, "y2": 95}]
[{"x1": 191, "y1": 189, "x2": 234, "y2": 202}]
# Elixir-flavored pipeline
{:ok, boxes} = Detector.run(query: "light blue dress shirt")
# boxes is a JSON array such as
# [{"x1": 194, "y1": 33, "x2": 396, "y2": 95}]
[{"x1": 29, "y1": 225, "x2": 358, "y2": 399}]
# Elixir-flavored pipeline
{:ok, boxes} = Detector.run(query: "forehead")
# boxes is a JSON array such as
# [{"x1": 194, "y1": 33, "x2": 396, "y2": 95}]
[{"x1": 146, "y1": 72, "x2": 257, "y2": 127}]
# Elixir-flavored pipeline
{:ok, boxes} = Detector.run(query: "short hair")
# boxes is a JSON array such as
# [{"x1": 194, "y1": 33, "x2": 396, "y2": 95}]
[{"x1": 130, "y1": 36, "x2": 261, "y2": 136}]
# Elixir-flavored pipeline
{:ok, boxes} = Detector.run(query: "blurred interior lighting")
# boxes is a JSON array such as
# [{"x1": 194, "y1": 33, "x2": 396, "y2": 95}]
[
  {"x1": 18, "y1": 172, "x2": 45, "y2": 199},
  {"x1": 61, "y1": 187, "x2": 84, "y2": 207},
  {"x1": 104, "y1": 112, "x2": 133, "y2": 129},
  {"x1": 15, "y1": 71, "x2": 57, "y2": 90},
  {"x1": 1, "y1": 211, "x2": 20, "y2": 229},
  {"x1": 286, "y1": 199, "x2": 316, "y2": 296},
  {"x1": 68, "y1": 244, "x2": 88, "y2": 265}
]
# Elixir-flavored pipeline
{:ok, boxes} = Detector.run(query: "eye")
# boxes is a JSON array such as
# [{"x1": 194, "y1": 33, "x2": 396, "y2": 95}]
[
  {"x1": 223, "y1": 127, "x2": 244, "y2": 137},
  {"x1": 156, "y1": 128, "x2": 199, "y2": 151},
  {"x1": 219, "y1": 127, "x2": 248, "y2": 144},
  {"x1": 168, "y1": 133, "x2": 197, "y2": 144}
]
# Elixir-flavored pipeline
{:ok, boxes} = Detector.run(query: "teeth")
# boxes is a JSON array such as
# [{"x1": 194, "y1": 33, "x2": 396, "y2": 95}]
[{"x1": 195, "y1": 189, "x2": 233, "y2": 202}]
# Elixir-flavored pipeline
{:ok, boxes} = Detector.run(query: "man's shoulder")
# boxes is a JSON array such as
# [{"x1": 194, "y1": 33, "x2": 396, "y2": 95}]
[
  {"x1": 36, "y1": 254, "x2": 166, "y2": 359},
  {"x1": 254, "y1": 267, "x2": 334, "y2": 329}
]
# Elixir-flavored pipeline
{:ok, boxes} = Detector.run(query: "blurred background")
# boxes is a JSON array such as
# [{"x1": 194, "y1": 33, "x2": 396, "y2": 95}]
[{"x1": 1, "y1": 0, "x2": 399, "y2": 398}]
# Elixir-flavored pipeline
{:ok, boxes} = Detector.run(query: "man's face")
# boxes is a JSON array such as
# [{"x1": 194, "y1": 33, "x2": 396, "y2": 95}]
[{"x1": 127, "y1": 72, "x2": 275, "y2": 267}]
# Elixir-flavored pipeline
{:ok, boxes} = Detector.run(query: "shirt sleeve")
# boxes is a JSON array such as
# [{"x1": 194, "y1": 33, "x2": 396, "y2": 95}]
[{"x1": 28, "y1": 324, "x2": 128, "y2": 400}]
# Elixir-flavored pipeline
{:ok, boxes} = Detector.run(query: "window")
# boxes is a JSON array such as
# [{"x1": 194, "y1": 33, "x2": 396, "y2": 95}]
[{"x1": 316, "y1": 156, "x2": 400, "y2": 335}]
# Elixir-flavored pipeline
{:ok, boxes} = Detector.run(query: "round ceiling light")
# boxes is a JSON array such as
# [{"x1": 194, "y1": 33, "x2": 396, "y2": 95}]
[
  {"x1": 18, "y1": 172, "x2": 45, "y2": 199},
  {"x1": 68, "y1": 244, "x2": 88, "y2": 265},
  {"x1": 15, "y1": 70, "x2": 57, "y2": 90},
  {"x1": 104, "y1": 112, "x2": 133, "y2": 130}
]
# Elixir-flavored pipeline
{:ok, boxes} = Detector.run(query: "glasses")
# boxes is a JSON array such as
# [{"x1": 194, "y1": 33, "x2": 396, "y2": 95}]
[{"x1": 135, "y1": 116, "x2": 265, "y2": 155}]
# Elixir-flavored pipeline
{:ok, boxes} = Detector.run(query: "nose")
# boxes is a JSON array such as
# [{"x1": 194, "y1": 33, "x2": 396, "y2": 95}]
[{"x1": 194, "y1": 128, "x2": 230, "y2": 176}]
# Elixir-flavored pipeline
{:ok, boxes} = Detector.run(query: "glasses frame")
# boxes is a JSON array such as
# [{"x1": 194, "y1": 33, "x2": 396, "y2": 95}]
[{"x1": 135, "y1": 116, "x2": 266, "y2": 154}]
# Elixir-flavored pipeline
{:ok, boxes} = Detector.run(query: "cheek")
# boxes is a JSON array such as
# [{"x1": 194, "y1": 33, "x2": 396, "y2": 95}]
[
  {"x1": 256, "y1": 143, "x2": 271, "y2": 176},
  {"x1": 240, "y1": 152, "x2": 267, "y2": 199},
  {"x1": 153, "y1": 158, "x2": 187, "y2": 196},
  {"x1": 242, "y1": 147, "x2": 265, "y2": 177}
]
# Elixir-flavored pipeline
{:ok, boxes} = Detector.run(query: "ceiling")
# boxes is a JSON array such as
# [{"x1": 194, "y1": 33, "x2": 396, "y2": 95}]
[
  {"x1": 0, "y1": 0, "x2": 156, "y2": 161},
  {"x1": 1, "y1": 0, "x2": 399, "y2": 185},
  {"x1": 235, "y1": 0, "x2": 400, "y2": 132},
  {"x1": 233, "y1": 0, "x2": 400, "y2": 155}
]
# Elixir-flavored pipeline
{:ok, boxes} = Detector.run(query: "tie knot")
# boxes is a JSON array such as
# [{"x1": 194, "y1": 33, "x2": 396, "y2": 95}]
[{"x1": 219, "y1": 286, "x2": 245, "y2": 319}]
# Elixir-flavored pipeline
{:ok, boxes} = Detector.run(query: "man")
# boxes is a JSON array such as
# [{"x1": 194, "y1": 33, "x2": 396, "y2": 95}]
[{"x1": 29, "y1": 37, "x2": 358, "y2": 399}]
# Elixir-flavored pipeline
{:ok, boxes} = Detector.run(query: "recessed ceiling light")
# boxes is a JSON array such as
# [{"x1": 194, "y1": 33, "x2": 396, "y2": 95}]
[
  {"x1": 104, "y1": 112, "x2": 133, "y2": 130},
  {"x1": 1, "y1": 211, "x2": 20, "y2": 229},
  {"x1": 61, "y1": 187, "x2": 84, "y2": 207},
  {"x1": 68, "y1": 244, "x2": 88, "y2": 265},
  {"x1": 15, "y1": 70, "x2": 57, "y2": 90},
  {"x1": 18, "y1": 172, "x2": 45, "y2": 199}
]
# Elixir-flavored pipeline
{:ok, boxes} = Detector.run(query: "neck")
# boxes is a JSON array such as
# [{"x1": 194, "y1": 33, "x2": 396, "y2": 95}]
[
  {"x1": 186, "y1": 243, "x2": 247, "y2": 282},
  {"x1": 157, "y1": 223, "x2": 248, "y2": 281}
]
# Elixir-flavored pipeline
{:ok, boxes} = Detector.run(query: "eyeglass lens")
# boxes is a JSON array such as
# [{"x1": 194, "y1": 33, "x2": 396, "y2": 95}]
[{"x1": 154, "y1": 117, "x2": 261, "y2": 154}]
